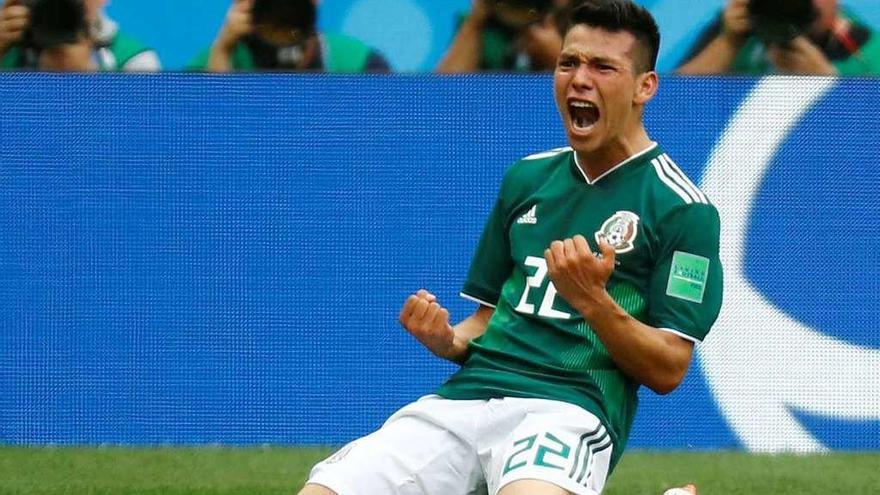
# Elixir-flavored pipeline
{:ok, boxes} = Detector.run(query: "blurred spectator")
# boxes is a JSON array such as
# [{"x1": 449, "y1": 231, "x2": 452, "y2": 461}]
[
  {"x1": 0, "y1": 0, "x2": 160, "y2": 71},
  {"x1": 437, "y1": 0, "x2": 569, "y2": 72},
  {"x1": 677, "y1": 0, "x2": 880, "y2": 76},
  {"x1": 190, "y1": 0, "x2": 390, "y2": 72}
]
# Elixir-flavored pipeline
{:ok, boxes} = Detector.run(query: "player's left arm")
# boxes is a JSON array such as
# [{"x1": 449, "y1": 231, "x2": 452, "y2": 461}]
[{"x1": 546, "y1": 205, "x2": 722, "y2": 395}]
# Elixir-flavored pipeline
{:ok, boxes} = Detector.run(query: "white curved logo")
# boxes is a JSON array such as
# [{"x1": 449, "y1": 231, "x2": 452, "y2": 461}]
[{"x1": 699, "y1": 77, "x2": 880, "y2": 452}]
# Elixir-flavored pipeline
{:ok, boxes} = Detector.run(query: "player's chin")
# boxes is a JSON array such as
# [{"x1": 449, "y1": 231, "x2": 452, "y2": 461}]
[{"x1": 566, "y1": 128, "x2": 601, "y2": 152}]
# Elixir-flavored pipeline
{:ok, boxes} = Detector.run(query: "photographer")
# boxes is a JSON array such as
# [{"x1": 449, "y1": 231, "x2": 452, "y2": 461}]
[
  {"x1": 677, "y1": 0, "x2": 880, "y2": 76},
  {"x1": 437, "y1": 0, "x2": 569, "y2": 72},
  {"x1": 191, "y1": 0, "x2": 389, "y2": 72},
  {"x1": 0, "y1": 0, "x2": 159, "y2": 71}
]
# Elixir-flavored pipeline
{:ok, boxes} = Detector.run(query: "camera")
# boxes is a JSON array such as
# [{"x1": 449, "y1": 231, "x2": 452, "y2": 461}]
[
  {"x1": 245, "y1": 0, "x2": 317, "y2": 69},
  {"x1": 22, "y1": 0, "x2": 87, "y2": 48},
  {"x1": 748, "y1": 0, "x2": 818, "y2": 45}
]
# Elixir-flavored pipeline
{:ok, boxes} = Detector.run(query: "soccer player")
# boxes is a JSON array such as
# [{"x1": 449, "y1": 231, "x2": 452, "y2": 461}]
[{"x1": 299, "y1": 1, "x2": 721, "y2": 494}]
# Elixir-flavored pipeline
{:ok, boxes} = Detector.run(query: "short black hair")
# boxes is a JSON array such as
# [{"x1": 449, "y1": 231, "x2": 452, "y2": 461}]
[
  {"x1": 563, "y1": 0, "x2": 660, "y2": 72},
  {"x1": 251, "y1": 0, "x2": 316, "y2": 32},
  {"x1": 492, "y1": 0, "x2": 554, "y2": 11}
]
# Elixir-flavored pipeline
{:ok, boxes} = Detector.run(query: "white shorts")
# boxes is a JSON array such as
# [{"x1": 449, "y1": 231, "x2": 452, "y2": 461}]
[{"x1": 307, "y1": 395, "x2": 613, "y2": 495}]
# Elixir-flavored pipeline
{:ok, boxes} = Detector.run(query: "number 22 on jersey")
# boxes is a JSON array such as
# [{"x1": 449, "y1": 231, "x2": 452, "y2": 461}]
[{"x1": 514, "y1": 256, "x2": 571, "y2": 320}]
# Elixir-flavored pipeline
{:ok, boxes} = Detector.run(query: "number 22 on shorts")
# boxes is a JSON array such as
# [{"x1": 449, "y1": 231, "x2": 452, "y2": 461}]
[{"x1": 503, "y1": 432, "x2": 571, "y2": 474}]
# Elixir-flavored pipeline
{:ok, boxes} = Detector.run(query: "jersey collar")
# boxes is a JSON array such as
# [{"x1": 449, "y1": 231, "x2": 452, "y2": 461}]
[{"x1": 572, "y1": 142, "x2": 659, "y2": 185}]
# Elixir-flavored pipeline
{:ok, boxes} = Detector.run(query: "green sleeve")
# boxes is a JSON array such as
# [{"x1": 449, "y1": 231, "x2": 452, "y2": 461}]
[
  {"x1": 186, "y1": 47, "x2": 213, "y2": 71},
  {"x1": 108, "y1": 31, "x2": 155, "y2": 70},
  {"x1": 647, "y1": 203, "x2": 723, "y2": 342},
  {"x1": 322, "y1": 33, "x2": 371, "y2": 72},
  {"x1": 2, "y1": 46, "x2": 22, "y2": 69},
  {"x1": 461, "y1": 175, "x2": 515, "y2": 306}
]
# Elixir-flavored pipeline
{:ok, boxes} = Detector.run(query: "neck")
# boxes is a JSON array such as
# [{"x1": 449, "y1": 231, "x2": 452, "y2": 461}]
[{"x1": 575, "y1": 127, "x2": 653, "y2": 181}]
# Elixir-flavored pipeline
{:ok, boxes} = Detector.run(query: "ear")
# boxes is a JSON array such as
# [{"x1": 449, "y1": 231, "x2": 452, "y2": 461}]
[{"x1": 633, "y1": 70, "x2": 659, "y2": 105}]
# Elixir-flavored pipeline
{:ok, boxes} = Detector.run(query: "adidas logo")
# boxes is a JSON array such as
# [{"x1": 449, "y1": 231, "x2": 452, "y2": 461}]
[{"x1": 517, "y1": 205, "x2": 538, "y2": 225}]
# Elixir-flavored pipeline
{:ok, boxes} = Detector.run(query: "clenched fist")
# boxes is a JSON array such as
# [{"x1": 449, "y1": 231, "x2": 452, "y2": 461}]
[
  {"x1": 545, "y1": 235, "x2": 616, "y2": 317},
  {"x1": 399, "y1": 289, "x2": 455, "y2": 359}
]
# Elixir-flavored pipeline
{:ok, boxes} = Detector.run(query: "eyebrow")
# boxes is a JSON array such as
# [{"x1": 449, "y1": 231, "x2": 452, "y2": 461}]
[{"x1": 559, "y1": 52, "x2": 623, "y2": 66}]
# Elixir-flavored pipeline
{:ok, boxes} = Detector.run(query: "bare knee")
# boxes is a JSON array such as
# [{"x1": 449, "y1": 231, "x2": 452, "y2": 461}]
[
  {"x1": 298, "y1": 483, "x2": 338, "y2": 495},
  {"x1": 498, "y1": 479, "x2": 576, "y2": 495}
]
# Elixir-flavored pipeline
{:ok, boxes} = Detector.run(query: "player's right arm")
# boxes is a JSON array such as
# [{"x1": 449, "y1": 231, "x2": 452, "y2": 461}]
[{"x1": 399, "y1": 289, "x2": 493, "y2": 365}]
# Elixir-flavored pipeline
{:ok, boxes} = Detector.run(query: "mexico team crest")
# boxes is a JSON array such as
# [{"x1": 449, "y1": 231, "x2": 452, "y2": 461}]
[{"x1": 595, "y1": 211, "x2": 640, "y2": 254}]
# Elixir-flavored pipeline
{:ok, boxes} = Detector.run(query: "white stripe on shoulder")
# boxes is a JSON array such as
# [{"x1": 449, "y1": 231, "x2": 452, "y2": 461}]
[
  {"x1": 651, "y1": 158, "x2": 693, "y2": 204},
  {"x1": 460, "y1": 292, "x2": 497, "y2": 308},
  {"x1": 658, "y1": 155, "x2": 704, "y2": 204},
  {"x1": 522, "y1": 147, "x2": 572, "y2": 161},
  {"x1": 660, "y1": 154, "x2": 709, "y2": 204},
  {"x1": 122, "y1": 50, "x2": 161, "y2": 72},
  {"x1": 656, "y1": 327, "x2": 702, "y2": 344}
]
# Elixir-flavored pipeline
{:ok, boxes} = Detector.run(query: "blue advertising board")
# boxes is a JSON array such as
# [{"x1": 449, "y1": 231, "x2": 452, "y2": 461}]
[{"x1": 0, "y1": 74, "x2": 878, "y2": 450}]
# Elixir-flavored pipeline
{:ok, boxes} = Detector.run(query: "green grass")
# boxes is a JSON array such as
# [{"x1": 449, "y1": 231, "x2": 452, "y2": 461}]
[
  {"x1": 608, "y1": 451, "x2": 880, "y2": 494},
  {"x1": 0, "y1": 447, "x2": 878, "y2": 494}
]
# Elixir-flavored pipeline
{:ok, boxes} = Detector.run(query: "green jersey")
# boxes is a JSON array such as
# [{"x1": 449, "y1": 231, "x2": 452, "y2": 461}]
[{"x1": 437, "y1": 144, "x2": 723, "y2": 470}]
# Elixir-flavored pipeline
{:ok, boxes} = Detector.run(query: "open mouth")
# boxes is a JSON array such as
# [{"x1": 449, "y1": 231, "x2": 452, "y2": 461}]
[{"x1": 569, "y1": 101, "x2": 599, "y2": 131}]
